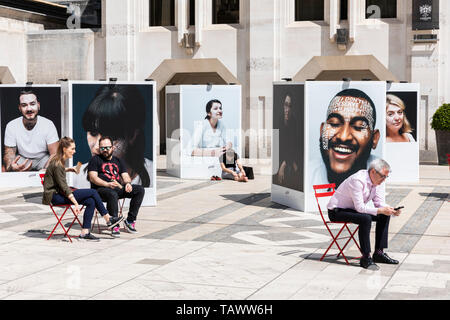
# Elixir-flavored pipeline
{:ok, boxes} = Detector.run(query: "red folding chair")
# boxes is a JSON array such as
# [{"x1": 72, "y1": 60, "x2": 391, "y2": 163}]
[
  {"x1": 313, "y1": 183, "x2": 362, "y2": 265},
  {"x1": 39, "y1": 173, "x2": 83, "y2": 242},
  {"x1": 92, "y1": 198, "x2": 126, "y2": 233}
]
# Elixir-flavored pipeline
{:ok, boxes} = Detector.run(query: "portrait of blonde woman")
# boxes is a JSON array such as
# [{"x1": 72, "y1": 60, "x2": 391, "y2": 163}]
[{"x1": 386, "y1": 94, "x2": 415, "y2": 143}]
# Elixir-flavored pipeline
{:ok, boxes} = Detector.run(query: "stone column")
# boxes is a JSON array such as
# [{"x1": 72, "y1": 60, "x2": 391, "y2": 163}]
[
  {"x1": 329, "y1": 0, "x2": 338, "y2": 42},
  {"x1": 247, "y1": 0, "x2": 275, "y2": 160},
  {"x1": 348, "y1": 0, "x2": 357, "y2": 42},
  {"x1": 195, "y1": 0, "x2": 205, "y2": 46},
  {"x1": 102, "y1": 0, "x2": 136, "y2": 80},
  {"x1": 409, "y1": 2, "x2": 440, "y2": 163},
  {"x1": 177, "y1": 0, "x2": 187, "y2": 44}
]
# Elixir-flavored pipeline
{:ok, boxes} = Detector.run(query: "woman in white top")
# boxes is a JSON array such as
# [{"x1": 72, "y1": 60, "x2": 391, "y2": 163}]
[
  {"x1": 386, "y1": 94, "x2": 415, "y2": 143},
  {"x1": 190, "y1": 99, "x2": 232, "y2": 157}
]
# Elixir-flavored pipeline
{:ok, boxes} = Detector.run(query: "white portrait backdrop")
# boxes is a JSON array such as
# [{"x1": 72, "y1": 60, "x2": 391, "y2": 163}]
[
  {"x1": 304, "y1": 81, "x2": 387, "y2": 212},
  {"x1": 172, "y1": 85, "x2": 242, "y2": 179},
  {"x1": 385, "y1": 83, "x2": 420, "y2": 183}
]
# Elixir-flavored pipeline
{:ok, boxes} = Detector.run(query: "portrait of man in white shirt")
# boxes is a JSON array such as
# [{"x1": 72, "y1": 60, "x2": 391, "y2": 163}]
[{"x1": 3, "y1": 89, "x2": 59, "y2": 172}]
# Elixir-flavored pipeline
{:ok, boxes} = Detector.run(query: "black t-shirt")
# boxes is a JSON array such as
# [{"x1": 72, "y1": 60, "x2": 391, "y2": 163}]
[
  {"x1": 220, "y1": 153, "x2": 239, "y2": 170},
  {"x1": 87, "y1": 155, "x2": 127, "y2": 189}
]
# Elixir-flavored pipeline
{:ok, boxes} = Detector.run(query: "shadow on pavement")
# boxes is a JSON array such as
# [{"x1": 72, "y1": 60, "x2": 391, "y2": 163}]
[
  {"x1": 419, "y1": 192, "x2": 449, "y2": 201},
  {"x1": 219, "y1": 193, "x2": 279, "y2": 208}
]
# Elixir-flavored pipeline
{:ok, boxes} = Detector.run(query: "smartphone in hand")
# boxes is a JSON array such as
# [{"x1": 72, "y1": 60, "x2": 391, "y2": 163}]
[{"x1": 394, "y1": 206, "x2": 404, "y2": 211}]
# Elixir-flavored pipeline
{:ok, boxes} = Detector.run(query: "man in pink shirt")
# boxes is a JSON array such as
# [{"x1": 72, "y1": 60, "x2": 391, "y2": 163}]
[{"x1": 327, "y1": 158, "x2": 401, "y2": 270}]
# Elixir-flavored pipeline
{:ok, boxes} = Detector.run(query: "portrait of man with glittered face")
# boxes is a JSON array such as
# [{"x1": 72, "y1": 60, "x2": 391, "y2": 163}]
[{"x1": 318, "y1": 88, "x2": 381, "y2": 187}]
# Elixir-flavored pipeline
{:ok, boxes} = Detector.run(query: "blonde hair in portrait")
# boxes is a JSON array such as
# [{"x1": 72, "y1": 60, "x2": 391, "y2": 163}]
[{"x1": 386, "y1": 94, "x2": 413, "y2": 135}]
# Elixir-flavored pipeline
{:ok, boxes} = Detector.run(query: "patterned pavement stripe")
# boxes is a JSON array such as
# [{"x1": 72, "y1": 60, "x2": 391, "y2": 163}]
[
  {"x1": 157, "y1": 181, "x2": 221, "y2": 201},
  {"x1": 194, "y1": 188, "x2": 415, "y2": 247},
  {"x1": 0, "y1": 188, "x2": 35, "y2": 197},
  {"x1": 143, "y1": 192, "x2": 272, "y2": 240},
  {"x1": 0, "y1": 185, "x2": 441, "y2": 253},
  {"x1": 389, "y1": 187, "x2": 450, "y2": 253}
]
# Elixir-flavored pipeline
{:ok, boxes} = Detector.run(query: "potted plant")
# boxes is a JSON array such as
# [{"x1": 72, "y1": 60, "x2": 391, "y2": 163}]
[{"x1": 431, "y1": 103, "x2": 450, "y2": 165}]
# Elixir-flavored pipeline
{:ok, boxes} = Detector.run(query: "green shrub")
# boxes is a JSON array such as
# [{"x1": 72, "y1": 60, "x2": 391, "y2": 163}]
[{"x1": 431, "y1": 103, "x2": 450, "y2": 131}]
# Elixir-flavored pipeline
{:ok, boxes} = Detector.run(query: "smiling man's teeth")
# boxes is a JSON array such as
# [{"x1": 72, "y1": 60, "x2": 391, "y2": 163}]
[{"x1": 333, "y1": 146, "x2": 353, "y2": 154}]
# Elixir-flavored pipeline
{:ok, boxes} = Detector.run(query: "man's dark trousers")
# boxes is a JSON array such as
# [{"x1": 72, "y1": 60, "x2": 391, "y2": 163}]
[
  {"x1": 97, "y1": 185, "x2": 145, "y2": 222},
  {"x1": 328, "y1": 208, "x2": 390, "y2": 256}
]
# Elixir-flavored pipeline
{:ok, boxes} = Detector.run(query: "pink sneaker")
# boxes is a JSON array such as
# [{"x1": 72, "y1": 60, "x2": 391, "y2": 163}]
[
  {"x1": 111, "y1": 226, "x2": 120, "y2": 238},
  {"x1": 124, "y1": 220, "x2": 137, "y2": 233}
]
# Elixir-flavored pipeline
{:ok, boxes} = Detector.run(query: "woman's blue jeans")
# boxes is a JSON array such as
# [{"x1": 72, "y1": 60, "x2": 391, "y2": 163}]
[{"x1": 51, "y1": 189, "x2": 108, "y2": 230}]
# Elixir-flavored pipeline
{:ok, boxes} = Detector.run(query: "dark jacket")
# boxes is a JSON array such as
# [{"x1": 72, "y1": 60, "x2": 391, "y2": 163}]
[{"x1": 42, "y1": 160, "x2": 73, "y2": 205}]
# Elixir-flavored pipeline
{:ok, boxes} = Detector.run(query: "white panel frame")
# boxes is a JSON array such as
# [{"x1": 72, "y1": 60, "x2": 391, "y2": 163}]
[
  {"x1": 385, "y1": 82, "x2": 420, "y2": 183},
  {"x1": 0, "y1": 84, "x2": 62, "y2": 188},
  {"x1": 166, "y1": 84, "x2": 242, "y2": 180},
  {"x1": 165, "y1": 85, "x2": 182, "y2": 177},
  {"x1": 304, "y1": 81, "x2": 387, "y2": 212},
  {"x1": 271, "y1": 81, "x2": 306, "y2": 211},
  {"x1": 65, "y1": 80, "x2": 157, "y2": 207},
  {"x1": 271, "y1": 81, "x2": 388, "y2": 213}
]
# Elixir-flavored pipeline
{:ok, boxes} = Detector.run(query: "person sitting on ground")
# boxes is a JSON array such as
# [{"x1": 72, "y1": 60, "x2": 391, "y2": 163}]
[
  {"x1": 87, "y1": 136, "x2": 145, "y2": 238},
  {"x1": 42, "y1": 137, "x2": 123, "y2": 241},
  {"x1": 219, "y1": 149, "x2": 248, "y2": 182},
  {"x1": 327, "y1": 158, "x2": 401, "y2": 270}
]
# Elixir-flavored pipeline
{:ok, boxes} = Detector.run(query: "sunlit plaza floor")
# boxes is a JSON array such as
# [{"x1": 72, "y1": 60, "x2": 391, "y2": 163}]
[{"x1": 0, "y1": 156, "x2": 448, "y2": 300}]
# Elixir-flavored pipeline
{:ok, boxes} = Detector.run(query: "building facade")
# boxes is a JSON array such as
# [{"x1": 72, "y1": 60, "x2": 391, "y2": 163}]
[{"x1": 0, "y1": 0, "x2": 448, "y2": 163}]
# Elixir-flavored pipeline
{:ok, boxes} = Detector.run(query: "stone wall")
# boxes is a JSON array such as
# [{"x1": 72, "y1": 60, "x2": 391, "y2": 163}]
[
  {"x1": 27, "y1": 29, "x2": 99, "y2": 83},
  {"x1": 0, "y1": 16, "x2": 42, "y2": 83}
]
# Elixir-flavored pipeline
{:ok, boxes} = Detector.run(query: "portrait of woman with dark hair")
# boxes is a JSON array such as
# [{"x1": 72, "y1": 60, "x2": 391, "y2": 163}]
[
  {"x1": 166, "y1": 93, "x2": 180, "y2": 140},
  {"x1": 273, "y1": 92, "x2": 301, "y2": 190},
  {"x1": 72, "y1": 84, "x2": 153, "y2": 189},
  {"x1": 189, "y1": 99, "x2": 232, "y2": 157}
]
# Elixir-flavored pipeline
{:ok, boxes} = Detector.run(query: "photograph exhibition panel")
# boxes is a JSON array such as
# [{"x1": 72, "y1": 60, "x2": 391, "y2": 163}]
[
  {"x1": 66, "y1": 81, "x2": 157, "y2": 206},
  {"x1": 272, "y1": 82, "x2": 307, "y2": 212},
  {"x1": 0, "y1": 84, "x2": 62, "y2": 187},
  {"x1": 272, "y1": 81, "x2": 387, "y2": 212},
  {"x1": 385, "y1": 82, "x2": 420, "y2": 183},
  {"x1": 166, "y1": 85, "x2": 242, "y2": 179}
]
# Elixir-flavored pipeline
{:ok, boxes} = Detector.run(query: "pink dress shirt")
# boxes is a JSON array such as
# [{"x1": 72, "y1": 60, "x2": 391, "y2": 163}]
[{"x1": 327, "y1": 170, "x2": 386, "y2": 216}]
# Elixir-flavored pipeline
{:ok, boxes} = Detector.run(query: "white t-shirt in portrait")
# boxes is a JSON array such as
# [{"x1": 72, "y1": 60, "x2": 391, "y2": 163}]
[
  {"x1": 4, "y1": 116, "x2": 59, "y2": 159},
  {"x1": 188, "y1": 119, "x2": 227, "y2": 155}
]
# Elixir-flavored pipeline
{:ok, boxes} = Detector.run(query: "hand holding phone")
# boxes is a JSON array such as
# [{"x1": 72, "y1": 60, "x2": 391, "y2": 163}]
[{"x1": 394, "y1": 206, "x2": 404, "y2": 211}]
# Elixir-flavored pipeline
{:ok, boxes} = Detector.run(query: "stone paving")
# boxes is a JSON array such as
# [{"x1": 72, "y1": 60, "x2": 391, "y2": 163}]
[{"x1": 0, "y1": 159, "x2": 448, "y2": 300}]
